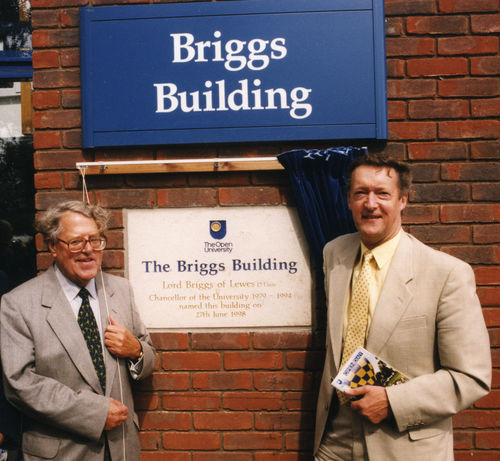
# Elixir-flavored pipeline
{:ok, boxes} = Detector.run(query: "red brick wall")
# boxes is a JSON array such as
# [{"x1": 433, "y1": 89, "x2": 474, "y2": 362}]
[{"x1": 31, "y1": 0, "x2": 499, "y2": 459}]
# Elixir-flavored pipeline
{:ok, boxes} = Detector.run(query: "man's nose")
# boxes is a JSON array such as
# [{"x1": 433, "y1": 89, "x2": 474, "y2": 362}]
[{"x1": 365, "y1": 192, "x2": 377, "y2": 208}]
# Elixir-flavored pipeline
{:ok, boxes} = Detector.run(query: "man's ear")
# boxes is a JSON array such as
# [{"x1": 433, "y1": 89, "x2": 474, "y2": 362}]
[
  {"x1": 400, "y1": 193, "x2": 408, "y2": 212},
  {"x1": 47, "y1": 239, "x2": 57, "y2": 256}
]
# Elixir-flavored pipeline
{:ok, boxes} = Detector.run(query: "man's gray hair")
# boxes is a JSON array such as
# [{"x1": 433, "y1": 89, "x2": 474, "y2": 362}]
[{"x1": 37, "y1": 201, "x2": 110, "y2": 244}]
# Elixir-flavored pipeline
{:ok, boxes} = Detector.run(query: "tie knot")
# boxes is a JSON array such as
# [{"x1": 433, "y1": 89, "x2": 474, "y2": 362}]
[
  {"x1": 363, "y1": 251, "x2": 373, "y2": 264},
  {"x1": 78, "y1": 288, "x2": 90, "y2": 300}
]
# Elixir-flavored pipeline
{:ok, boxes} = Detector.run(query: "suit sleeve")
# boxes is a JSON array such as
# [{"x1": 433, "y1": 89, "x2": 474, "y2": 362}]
[
  {"x1": 386, "y1": 261, "x2": 492, "y2": 432},
  {"x1": 0, "y1": 291, "x2": 109, "y2": 442}
]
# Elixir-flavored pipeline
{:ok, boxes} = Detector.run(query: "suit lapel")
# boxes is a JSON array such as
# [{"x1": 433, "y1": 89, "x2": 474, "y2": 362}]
[
  {"x1": 96, "y1": 271, "x2": 118, "y2": 396},
  {"x1": 327, "y1": 236, "x2": 360, "y2": 369},
  {"x1": 43, "y1": 267, "x2": 103, "y2": 394},
  {"x1": 366, "y1": 232, "x2": 414, "y2": 355}
]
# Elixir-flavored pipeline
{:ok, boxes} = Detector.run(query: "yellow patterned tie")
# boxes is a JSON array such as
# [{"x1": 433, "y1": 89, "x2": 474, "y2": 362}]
[
  {"x1": 337, "y1": 251, "x2": 373, "y2": 404},
  {"x1": 78, "y1": 288, "x2": 106, "y2": 392}
]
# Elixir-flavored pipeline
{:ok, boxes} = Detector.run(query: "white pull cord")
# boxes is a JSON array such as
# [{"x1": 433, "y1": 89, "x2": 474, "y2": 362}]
[{"x1": 80, "y1": 167, "x2": 127, "y2": 461}]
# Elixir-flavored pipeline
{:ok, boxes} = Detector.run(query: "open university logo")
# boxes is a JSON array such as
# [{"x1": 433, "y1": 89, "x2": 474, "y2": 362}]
[{"x1": 209, "y1": 220, "x2": 226, "y2": 240}]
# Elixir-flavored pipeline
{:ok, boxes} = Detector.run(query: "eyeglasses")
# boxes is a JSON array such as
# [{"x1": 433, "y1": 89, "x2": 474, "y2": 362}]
[{"x1": 57, "y1": 236, "x2": 106, "y2": 253}]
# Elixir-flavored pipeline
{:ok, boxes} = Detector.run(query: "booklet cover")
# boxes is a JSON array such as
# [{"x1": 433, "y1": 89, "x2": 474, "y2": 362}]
[{"x1": 332, "y1": 346, "x2": 409, "y2": 394}]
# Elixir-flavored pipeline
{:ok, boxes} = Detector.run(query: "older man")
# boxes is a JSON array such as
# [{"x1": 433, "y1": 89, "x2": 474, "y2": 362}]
[
  {"x1": 314, "y1": 154, "x2": 491, "y2": 460},
  {"x1": 1, "y1": 201, "x2": 155, "y2": 461}
]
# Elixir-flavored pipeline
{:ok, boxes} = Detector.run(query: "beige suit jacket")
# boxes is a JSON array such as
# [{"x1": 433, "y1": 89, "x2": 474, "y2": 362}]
[
  {"x1": 0, "y1": 266, "x2": 155, "y2": 461},
  {"x1": 314, "y1": 231, "x2": 491, "y2": 460}
]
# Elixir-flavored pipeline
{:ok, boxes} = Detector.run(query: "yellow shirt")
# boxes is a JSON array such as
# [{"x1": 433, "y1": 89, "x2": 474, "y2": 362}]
[{"x1": 342, "y1": 230, "x2": 402, "y2": 340}]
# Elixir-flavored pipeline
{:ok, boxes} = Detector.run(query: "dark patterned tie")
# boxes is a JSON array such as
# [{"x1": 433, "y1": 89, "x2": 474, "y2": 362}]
[{"x1": 78, "y1": 288, "x2": 106, "y2": 392}]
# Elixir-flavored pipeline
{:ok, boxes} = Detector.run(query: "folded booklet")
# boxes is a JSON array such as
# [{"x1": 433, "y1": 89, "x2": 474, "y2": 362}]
[{"x1": 332, "y1": 346, "x2": 409, "y2": 395}]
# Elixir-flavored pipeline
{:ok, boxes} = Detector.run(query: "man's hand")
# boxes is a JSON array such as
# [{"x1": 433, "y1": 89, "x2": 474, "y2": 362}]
[
  {"x1": 104, "y1": 397, "x2": 129, "y2": 431},
  {"x1": 0, "y1": 432, "x2": 4, "y2": 446},
  {"x1": 104, "y1": 315, "x2": 142, "y2": 360},
  {"x1": 345, "y1": 385, "x2": 390, "y2": 424}
]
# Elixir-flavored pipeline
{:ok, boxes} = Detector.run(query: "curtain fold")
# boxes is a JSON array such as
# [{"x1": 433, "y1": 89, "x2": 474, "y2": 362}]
[{"x1": 277, "y1": 147, "x2": 367, "y2": 266}]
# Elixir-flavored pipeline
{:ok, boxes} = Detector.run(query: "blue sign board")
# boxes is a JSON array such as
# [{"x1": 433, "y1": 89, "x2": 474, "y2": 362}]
[{"x1": 80, "y1": 0, "x2": 387, "y2": 148}]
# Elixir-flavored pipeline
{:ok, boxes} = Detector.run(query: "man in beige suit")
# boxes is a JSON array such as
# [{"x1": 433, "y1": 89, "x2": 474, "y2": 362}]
[
  {"x1": 1, "y1": 201, "x2": 155, "y2": 460},
  {"x1": 314, "y1": 154, "x2": 491, "y2": 460}
]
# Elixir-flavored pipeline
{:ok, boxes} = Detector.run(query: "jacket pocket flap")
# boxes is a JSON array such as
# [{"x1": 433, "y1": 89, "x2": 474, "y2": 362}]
[{"x1": 23, "y1": 432, "x2": 61, "y2": 459}]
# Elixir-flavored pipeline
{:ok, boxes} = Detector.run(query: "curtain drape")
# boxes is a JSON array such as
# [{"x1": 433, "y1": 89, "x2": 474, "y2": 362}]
[{"x1": 277, "y1": 147, "x2": 367, "y2": 266}]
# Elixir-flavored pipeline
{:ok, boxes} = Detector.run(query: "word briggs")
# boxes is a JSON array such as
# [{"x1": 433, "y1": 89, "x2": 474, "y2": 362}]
[{"x1": 170, "y1": 31, "x2": 287, "y2": 72}]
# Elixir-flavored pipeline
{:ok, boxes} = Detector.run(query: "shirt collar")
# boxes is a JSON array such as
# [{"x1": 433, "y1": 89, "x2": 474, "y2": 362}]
[
  {"x1": 360, "y1": 229, "x2": 402, "y2": 270},
  {"x1": 53, "y1": 264, "x2": 97, "y2": 301}
]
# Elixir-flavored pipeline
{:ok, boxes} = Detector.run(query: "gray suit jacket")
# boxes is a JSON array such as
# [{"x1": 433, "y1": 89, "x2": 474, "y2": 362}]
[
  {"x1": 314, "y1": 231, "x2": 491, "y2": 460},
  {"x1": 0, "y1": 266, "x2": 155, "y2": 461}
]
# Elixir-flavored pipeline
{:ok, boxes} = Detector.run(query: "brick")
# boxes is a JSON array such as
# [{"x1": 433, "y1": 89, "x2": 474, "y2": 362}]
[
  {"x1": 95, "y1": 189, "x2": 155, "y2": 208},
  {"x1": 193, "y1": 454, "x2": 252, "y2": 461},
  {"x1": 142, "y1": 453, "x2": 189, "y2": 461},
  {"x1": 438, "y1": 37, "x2": 499, "y2": 55},
  {"x1": 389, "y1": 122, "x2": 437, "y2": 140},
  {"x1": 255, "y1": 454, "x2": 312, "y2": 461},
  {"x1": 477, "y1": 431, "x2": 500, "y2": 448},
  {"x1": 387, "y1": 79, "x2": 436, "y2": 99},
  {"x1": 139, "y1": 431, "x2": 160, "y2": 450},
  {"x1": 101, "y1": 229, "x2": 123, "y2": 249},
  {"x1": 35, "y1": 191, "x2": 82, "y2": 210},
  {"x1": 37, "y1": 252, "x2": 53, "y2": 270},
  {"x1": 385, "y1": 18, "x2": 404, "y2": 36},
  {"x1": 133, "y1": 392, "x2": 159, "y2": 411},
  {"x1": 34, "y1": 109, "x2": 81, "y2": 129},
  {"x1": 439, "y1": 120, "x2": 500, "y2": 140},
  {"x1": 285, "y1": 392, "x2": 317, "y2": 411},
  {"x1": 60, "y1": 48, "x2": 80, "y2": 67},
  {"x1": 410, "y1": 183, "x2": 468, "y2": 202},
  {"x1": 441, "y1": 204, "x2": 500, "y2": 223},
  {"x1": 285, "y1": 431, "x2": 314, "y2": 450},
  {"x1": 149, "y1": 372, "x2": 190, "y2": 391},
  {"x1": 474, "y1": 266, "x2": 500, "y2": 284},
  {"x1": 440, "y1": 245, "x2": 498, "y2": 265},
  {"x1": 408, "y1": 99, "x2": 469, "y2": 119},
  {"x1": 62, "y1": 130, "x2": 81, "y2": 148},
  {"x1": 472, "y1": 14, "x2": 500, "y2": 33},
  {"x1": 386, "y1": 59, "x2": 405, "y2": 78},
  {"x1": 385, "y1": 0, "x2": 436, "y2": 16},
  {"x1": 32, "y1": 29, "x2": 79, "y2": 48},
  {"x1": 224, "y1": 351, "x2": 283, "y2": 370},
  {"x1": 158, "y1": 188, "x2": 217, "y2": 207},
  {"x1": 253, "y1": 331, "x2": 312, "y2": 349},
  {"x1": 407, "y1": 58, "x2": 468, "y2": 77},
  {"x1": 478, "y1": 286, "x2": 500, "y2": 306},
  {"x1": 192, "y1": 332, "x2": 250, "y2": 350},
  {"x1": 33, "y1": 69, "x2": 80, "y2": 89},
  {"x1": 471, "y1": 141, "x2": 500, "y2": 159},
  {"x1": 31, "y1": 0, "x2": 87, "y2": 6},
  {"x1": 388, "y1": 101, "x2": 406, "y2": 120},
  {"x1": 193, "y1": 372, "x2": 252, "y2": 390},
  {"x1": 31, "y1": 10, "x2": 60, "y2": 28},
  {"x1": 386, "y1": 37, "x2": 435, "y2": 57},
  {"x1": 60, "y1": 9, "x2": 80, "y2": 28},
  {"x1": 255, "y1": 412, "x2": 313, "y2": 430},
  {"x1": 439, "y1": 78, "x2": 500, "y2": 97},
  {"x1": 407, "y1": 16, "x2": 468, "y2": 35},
  {"x1": 472, "y1": 183, "x2": 500, "y2": 201},
  {"x1": 286, "y1": 351, "x2": 325, "y2": 370},
  {"x1": 254, "y1": 372, "x2": 313, "y2": 391},
  {"x1": 455, "y1": 453, "x2": 500, "y2": 461},
  {"x1": 472, "y1": 98, "x2": 500, "y2": 117},
  {"x1": 473, "y1": 224, "x2": 500, "y2": 243},
  {"x1": 150, "y1": 332, "x2": 189, "y2": 350},
  {"x1": 219, "y1": 187, "x2": 281, "y2": 205},
  {"x1": 193, "y1": 412, "x2": 252, "y2": 430},
  {"x1": 223, "y1": 432, "x2": 282, "y2": 450},
  {"x1": 223, "y1": 392, "x2": 283, "y2": 411},
  {"x1": 162, "y1": 392, "x2": 220, "y2": 411},
  {"x1": 471, "y1": 56, "x2": 500, "y2": 75},
  {"x1": 407, "y1": 225, "x2": 471, "y2": 244},
  {"x1": 102, "y1": 250, "x2": 124, "y2": 269},
  {"x1": 163, "y1": 432, "x2": 220, "y2": 450},
  {"x1": 33, "y1": 90, "x2": 60, "y2": 109},
  {"x1": 34, "y1": 131, "x2": 61, "y2": 149},
  {"x1": 442, "y1": 162, "x2": 500, "y2": 181},
  {"x1": 439, "y1": 0, "x2": 500, "y2": 13},
  {"x1": 161, "y1": 352, "x2": 220, "y2": 371},
  {"x1": 453, "y1": 431, "x2": 474, "y2": 449},
  {"x1": 32, "y1": 50, "x2": 59, "y2": 69},
  {"x1": 408, "y1": 142, "x2": 467, "y2": 160},
  {"x1": 484, "y1": 308, "x2": 500, "y2": 329},
  {"x1": 34, "y1": 172, "x2": 63, "y2": 189}
]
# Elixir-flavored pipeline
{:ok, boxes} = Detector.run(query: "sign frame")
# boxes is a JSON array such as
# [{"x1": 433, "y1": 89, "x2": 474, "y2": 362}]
[{"x1": 80, "y1": 0, "x2": 387, "y2": 148}]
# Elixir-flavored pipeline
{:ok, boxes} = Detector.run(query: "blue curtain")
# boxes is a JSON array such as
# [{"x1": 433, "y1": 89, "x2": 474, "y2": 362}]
[{"x1": 277, "y1": 147, "x2": 367, "y2": 266}]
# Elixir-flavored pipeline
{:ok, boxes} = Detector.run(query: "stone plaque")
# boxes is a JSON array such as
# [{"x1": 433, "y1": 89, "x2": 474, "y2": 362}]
[{"x1": 125, "y1": 207, "x2": 312, "y2": 329}]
